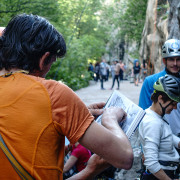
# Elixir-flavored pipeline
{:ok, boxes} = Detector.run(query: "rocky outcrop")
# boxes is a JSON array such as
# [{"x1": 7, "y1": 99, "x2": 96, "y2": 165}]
[
  {"x1": 168, "y1": 0, "x2": 180, "y2": 39},
  {"x1": 139, "y1": 0, "x2": 169, "y2": 73},
  {"x1": 139, "y1": 0, "x2": 180, "y2": 73}
]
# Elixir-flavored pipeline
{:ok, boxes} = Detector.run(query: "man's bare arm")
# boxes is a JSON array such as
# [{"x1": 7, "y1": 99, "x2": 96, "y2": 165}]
[
  {"x1": 67, "y1": 154, "x2": 110, "y2": 180},
  {"x1": 63, "y1": 155, "x2": 78, "y2": 173},
  {"x1": 79, "y1": 107, "x2": 133, "y2": 170}
]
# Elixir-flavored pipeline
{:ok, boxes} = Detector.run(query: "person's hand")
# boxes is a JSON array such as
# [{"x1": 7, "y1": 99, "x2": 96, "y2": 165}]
[
  {"x1": 85, "y1": 154, "x2": 110, "y2": 174},
  {"x1": 66, "y1": 154, "x2": 110, "y2": 180},
  {"x1": 87, "y1": 102, "x2": 105, "y2": 119},
  {"x1": 101, "y1": 107, "x2": 127, "y2": 128}
]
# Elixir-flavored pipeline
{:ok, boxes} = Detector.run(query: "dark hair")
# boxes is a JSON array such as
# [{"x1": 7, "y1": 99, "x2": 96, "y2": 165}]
[
  {"x1": 0, "y1": 14, "x2": 66, "y2": 73},
  {"x1": 151, "y1": 90, "x2": 171, "y2": 103}
]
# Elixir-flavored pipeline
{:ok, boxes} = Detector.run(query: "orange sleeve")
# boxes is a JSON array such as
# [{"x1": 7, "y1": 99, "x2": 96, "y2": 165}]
[{"x1": 44, "y1": 80, "x2": 94, "y2": 144}]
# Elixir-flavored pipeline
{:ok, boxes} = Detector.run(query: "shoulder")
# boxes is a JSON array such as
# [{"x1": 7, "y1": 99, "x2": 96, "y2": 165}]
[
  {"x1": 140, "y1": 109, "x2": 162, "y2": 130},
  {"x1": 147, "y1": 69, "x2": 166, "y2": 79},
  {"x1": 32, "y1": 76, "x2": 73, "y2": 96},
  {"x1": 30, "y1": 76, "x2": 83, "y2": 107},
  {"x1": 145, "y1": 70, "x2": 165, "y2": 84}
]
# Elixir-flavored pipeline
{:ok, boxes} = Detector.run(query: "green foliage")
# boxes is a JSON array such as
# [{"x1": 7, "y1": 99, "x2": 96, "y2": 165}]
[
  {"x1": 127, "y1": 49, "x2": 140, "y2": 60},
  {"x1": 157, "y1": 4, "x2": 169, "y2": 11},
  {"x1": 45, "y1": 0, "x2": 107, "y2": 90},
  {"x1": 118, "y1": 0, "x2": 148, "y2": 43},
  {"x1": 0, "y1": 0, "x2": 107, "y2": 90},
  {"x1": 46, "y1": 34, "x2": 105, "y2": 90},
  {"x1": 0, "y1": 0, "x2": 60, "y2": 26},
  {"x1": 96, "y1": 0, "x2": 148, "y2": 58},
  {"x1": 0, "y1": 0, "x2": 151, "y2": 90},
  {"x1": 46, "y1": 60, "x2": 91, "y2": 91},
  {"x1": 156, "y1": 2, "x2": 169, "y2": 18}
]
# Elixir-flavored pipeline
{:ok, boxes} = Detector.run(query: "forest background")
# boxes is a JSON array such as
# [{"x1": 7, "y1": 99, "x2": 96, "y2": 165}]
[{"x1": 0, "y1": 0, "x2": 165, "y2": 90}]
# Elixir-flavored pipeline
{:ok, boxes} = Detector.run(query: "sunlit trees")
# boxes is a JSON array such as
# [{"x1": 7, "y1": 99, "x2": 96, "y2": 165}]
[
  {"x1": 0, "y1": 0, "x2": 107, "y2": 90},
  {"x1": 0, "y1": 0, "x2": 148, "y2": 90}
]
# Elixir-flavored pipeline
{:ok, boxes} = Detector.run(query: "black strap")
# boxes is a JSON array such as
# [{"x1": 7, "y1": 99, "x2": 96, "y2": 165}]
[
  {"x1": 159, "y1": 160, "x2": 179, "y2": 167},
  {"x1": 159, "y1": 100, "x2": 173, "y2": 117}
]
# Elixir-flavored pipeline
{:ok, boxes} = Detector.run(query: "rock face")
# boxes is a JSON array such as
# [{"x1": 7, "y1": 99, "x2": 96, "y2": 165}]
[
  {"x1": 139, "y1": 0, "x2": 168, "y2": 73},
  {"x1": 139, "y1": 0, "x2": 180, "y2": 73},
  {"x1": 168, "y1": 0, "x2": 180, "y2": 39}
]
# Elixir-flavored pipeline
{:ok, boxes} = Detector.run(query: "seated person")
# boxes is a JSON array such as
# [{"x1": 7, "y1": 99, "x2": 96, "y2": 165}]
[
  {"x1": 139, "y1": 74, "x2": 180, "y2": 180},
  {"x1": 64, "y1": 142, "x2": 91, "y2": 177}
]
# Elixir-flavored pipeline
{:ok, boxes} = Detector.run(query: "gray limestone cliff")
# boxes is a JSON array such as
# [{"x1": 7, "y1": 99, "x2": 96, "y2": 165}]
[{"x1": 139, "y1": 0, "x2": 180, "y2": 73}]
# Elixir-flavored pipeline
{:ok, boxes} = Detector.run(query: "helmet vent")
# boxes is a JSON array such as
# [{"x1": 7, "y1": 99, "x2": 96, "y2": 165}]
[
  {"x1": 168, "y1": 48, "x2": 174, "y2": 53},
  {"x1": 169, "y1": 88, "x2": 179, "y2": 96},
  {"x1": 157, "y1": 74, "x2": 180, "y2": 102}
]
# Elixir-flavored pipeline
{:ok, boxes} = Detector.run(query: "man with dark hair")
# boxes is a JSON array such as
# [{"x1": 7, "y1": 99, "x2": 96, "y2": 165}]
[
  {"x1": 139, "y1": 39, "x2": 180, "y2": 150},
  {"x1": 138, "y1": 39, "x2": 180, "y2": 180},
  {"x1": 0, "y1": 14, "x2": 133, "y2": 179},
  {"x1": 139, "y1": 39, "x2": 180, "y2": 109}
]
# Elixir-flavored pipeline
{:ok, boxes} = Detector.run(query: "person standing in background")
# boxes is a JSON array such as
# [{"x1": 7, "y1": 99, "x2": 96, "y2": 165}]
[
  {"x1": 88, "y1": 62, "x2": 94, "y2": 80},
  {"x1": 63, "y1": 142, "x2": 91, "y2": 179},
  {"x1": 141, "y1": 59, "x2": 148, "y2": 81},
  {"x1": 119, "y1": 60, "x2": 125, "y2": 81},
  {"x1": 94, "y1": 62, "x2": 100, "y2": 82},
  {"x1": 133, "y1": 60, "x2": 141, "y2": 86},
  {"x1": 99, "y1": 59, "x2": 108, "y2": 90},
  {"x1": 106, "y1": 62, "x2": 110, "y2": 81},
  {"x1": 110, "y1": 60, "x2": 116, "y2": 81},
  {"x1": 110, "y1": 59, "x2": 120, "y2": 90}
]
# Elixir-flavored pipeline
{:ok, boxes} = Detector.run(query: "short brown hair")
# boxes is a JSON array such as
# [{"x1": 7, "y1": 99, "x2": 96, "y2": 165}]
[{"x1": 151, "y1": 90, "x2": 171, "y2": 103}]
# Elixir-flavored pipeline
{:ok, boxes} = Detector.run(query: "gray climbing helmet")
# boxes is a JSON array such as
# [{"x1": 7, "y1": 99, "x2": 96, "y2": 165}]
[
  {"x1": 162, "y1": 39, "x2": 180, "y2": 58},
  {"x1": 153, "y1": 74, "x2": 180, "y2": 102}
]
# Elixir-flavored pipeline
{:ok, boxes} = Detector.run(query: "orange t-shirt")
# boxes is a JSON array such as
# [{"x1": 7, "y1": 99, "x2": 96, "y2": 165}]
[{"x1": 0, "y1": 73, "x2": 94, "y2": 179}]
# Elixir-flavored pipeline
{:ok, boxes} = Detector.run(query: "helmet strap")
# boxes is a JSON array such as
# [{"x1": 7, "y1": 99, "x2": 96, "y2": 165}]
[{"x1": 159, "y1": 101, "x2": 173, "y2": 117}]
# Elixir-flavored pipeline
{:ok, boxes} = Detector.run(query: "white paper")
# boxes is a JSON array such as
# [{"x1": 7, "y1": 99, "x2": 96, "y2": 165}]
[{"x1": 96, "y1": 90, "x2": 145, "y2": 139}]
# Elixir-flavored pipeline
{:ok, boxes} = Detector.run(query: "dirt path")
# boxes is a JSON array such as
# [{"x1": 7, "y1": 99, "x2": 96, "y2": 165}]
[{"x1": 75, "y1": 78, "x2": 142, "y2": 105}]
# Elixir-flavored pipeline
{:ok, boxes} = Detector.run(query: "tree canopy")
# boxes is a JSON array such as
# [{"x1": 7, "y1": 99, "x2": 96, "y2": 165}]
[{"x1": 0, "y1": 0, "x2": 148, "y2": 90}]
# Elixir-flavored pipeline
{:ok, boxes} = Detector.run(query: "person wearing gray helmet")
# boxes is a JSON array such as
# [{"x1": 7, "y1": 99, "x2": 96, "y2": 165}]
[
  {"x1": 139, "y1": 74, "x2": 180, "y2": 180},
  {"x1": 139, "y1": 39, "x2": 180, "y2": 134},
  {"x1": 138, "y1": 39, "x2": 180, "y2": 179}
]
